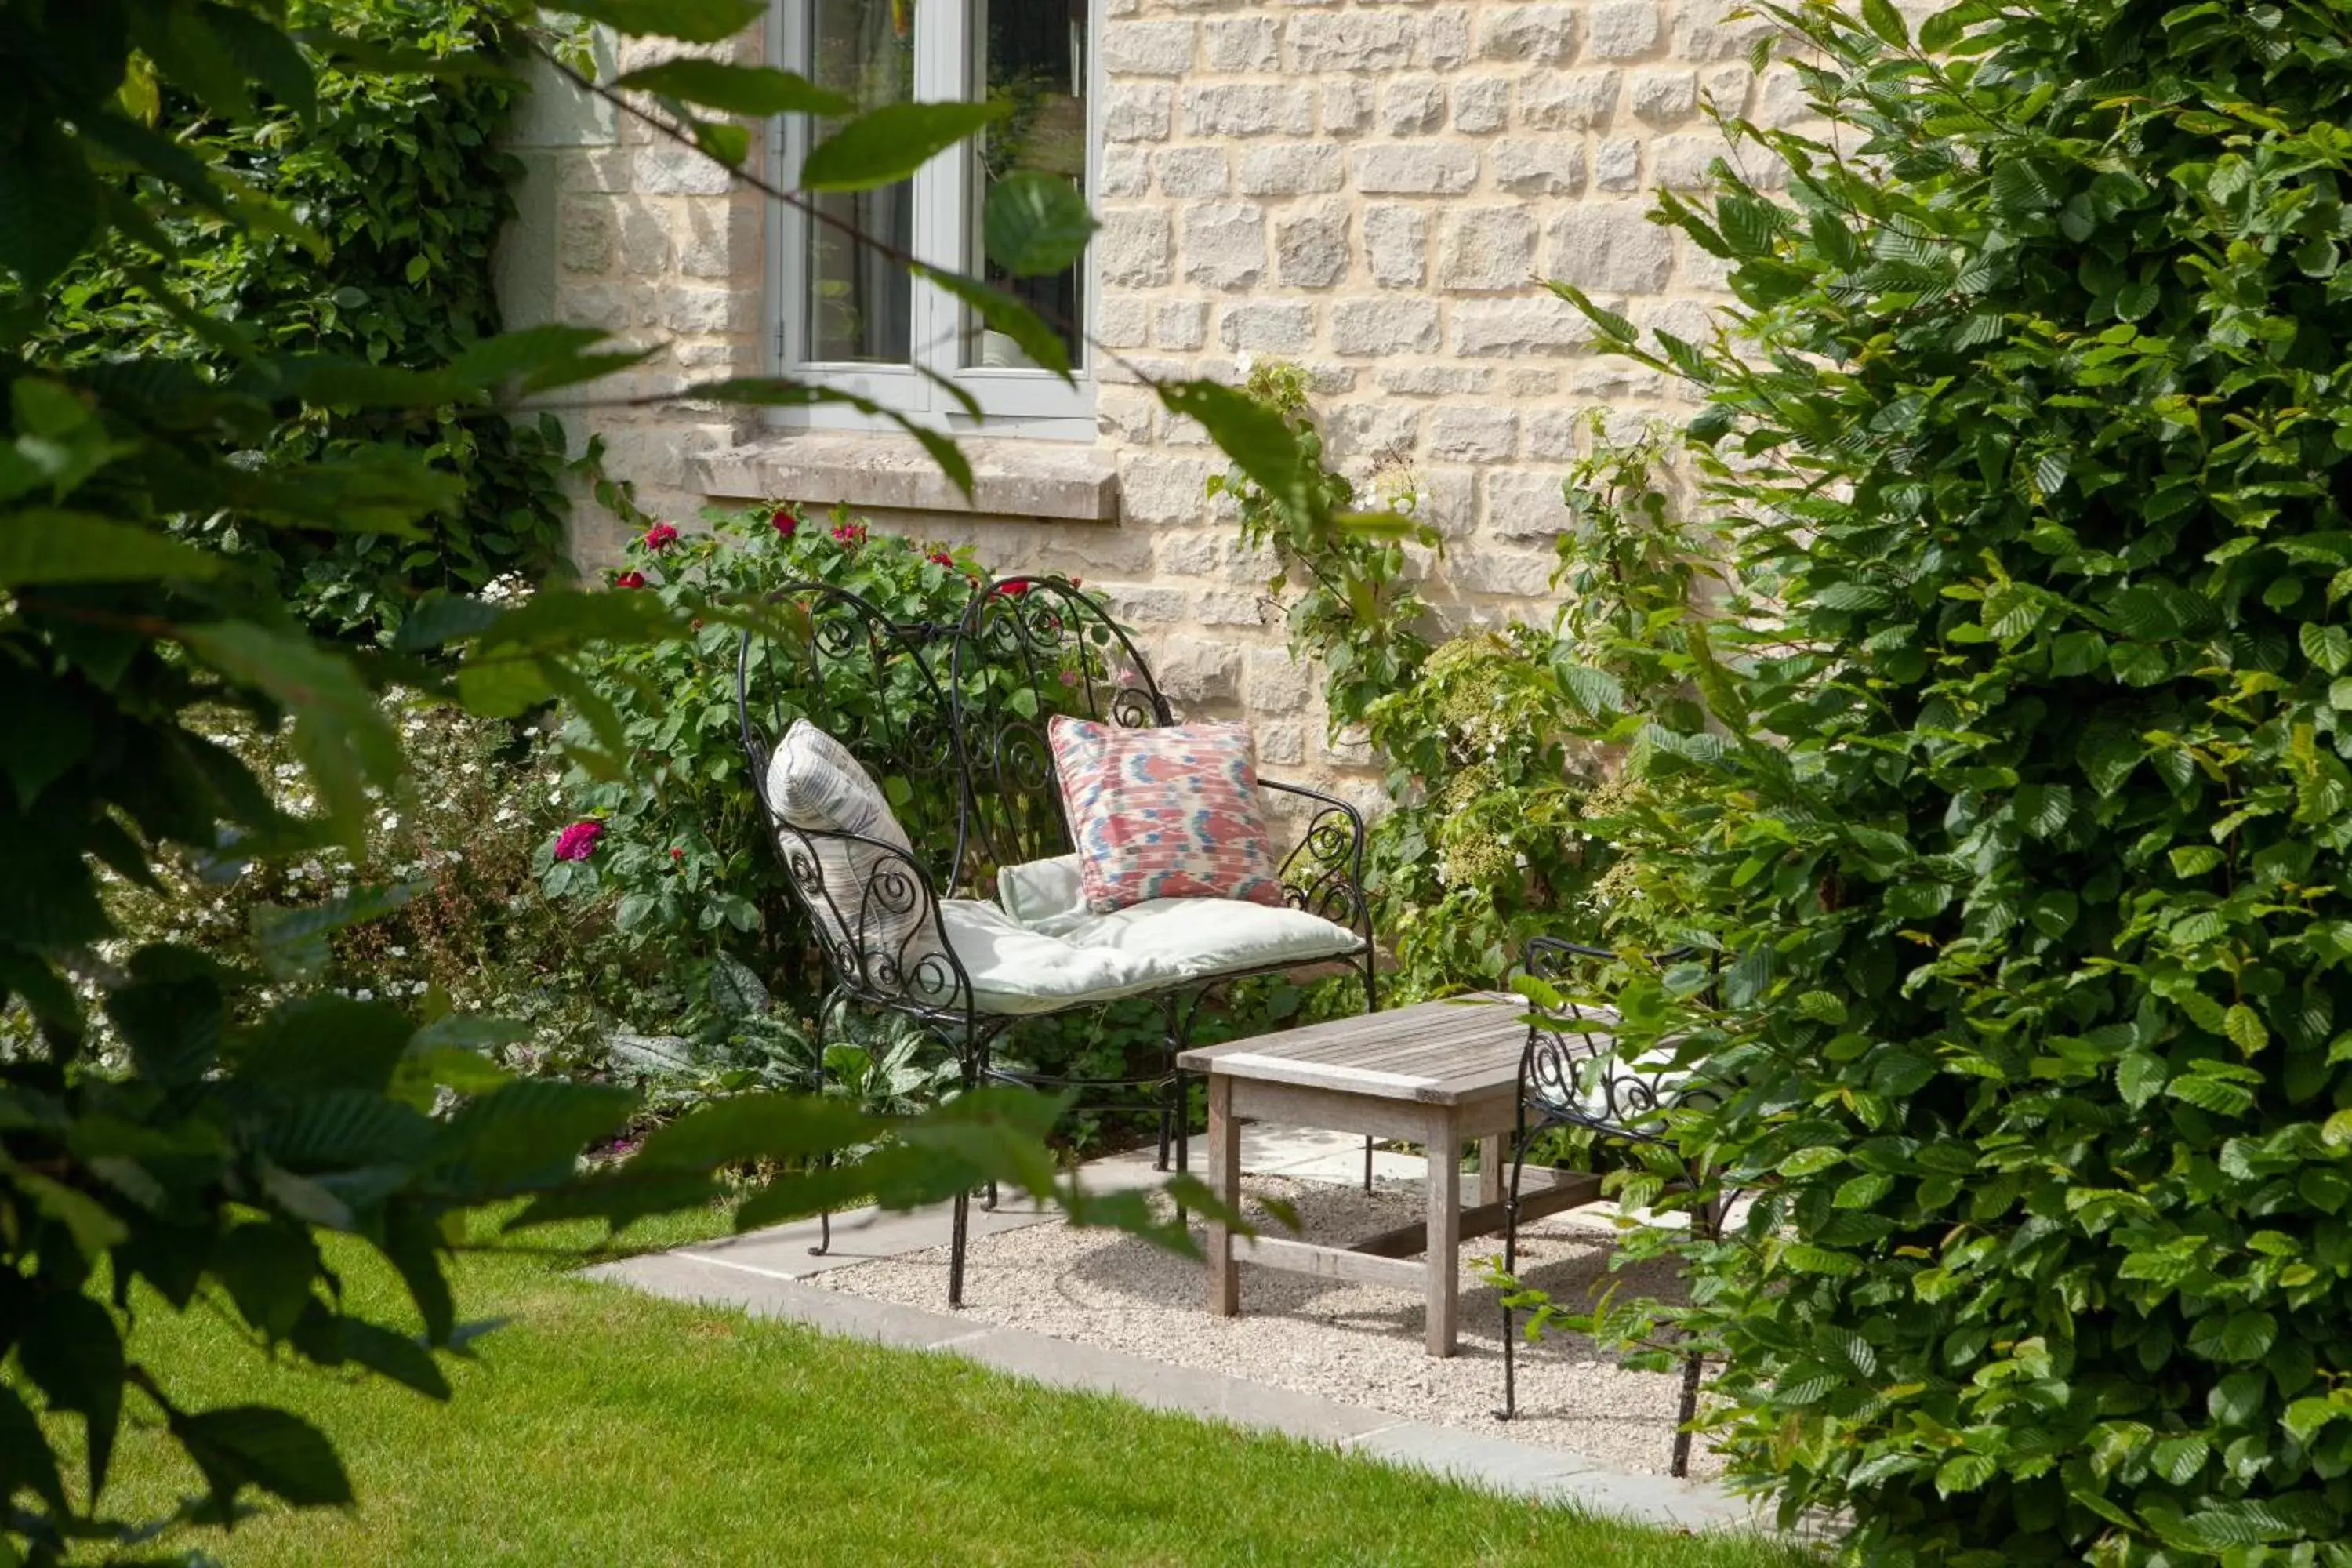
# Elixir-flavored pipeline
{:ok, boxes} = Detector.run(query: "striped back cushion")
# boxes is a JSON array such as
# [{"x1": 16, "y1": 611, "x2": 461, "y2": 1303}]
[
  {"x1": 1047, "y1": 716, "x2": 1286, "y2": 914},
  {"x1": 764, "y1": 720, "x2": 946, "y2": 990}
]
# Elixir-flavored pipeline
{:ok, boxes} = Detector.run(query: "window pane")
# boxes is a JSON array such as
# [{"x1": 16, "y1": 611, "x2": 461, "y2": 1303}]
[
  {"x1": 966, "y1": 0, "x2": 1086, "y2": 372},
  {"x1": 806, "y1": 0, "x2": 913, "y2": 364}
]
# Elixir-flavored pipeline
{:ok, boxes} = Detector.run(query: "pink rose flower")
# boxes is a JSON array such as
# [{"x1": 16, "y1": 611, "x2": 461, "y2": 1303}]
[
  {"x1": 554, "y1": 821, "x2": 604, "y2": 862},
  {"x1": 643, "y1": 522, "x2": 679, "y2": 552},
  {"x1": 830, "y1": 519, "x2": 867, "y2": 547}
]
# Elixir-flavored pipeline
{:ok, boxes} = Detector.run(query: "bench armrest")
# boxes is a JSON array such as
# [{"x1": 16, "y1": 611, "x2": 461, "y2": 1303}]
[
  {"x1": 1258, "y1": 777, "x2": 1373, "y2": 943},
  {"x1": 768, "y1": 820, "x2": 975, "y2": 1014}
]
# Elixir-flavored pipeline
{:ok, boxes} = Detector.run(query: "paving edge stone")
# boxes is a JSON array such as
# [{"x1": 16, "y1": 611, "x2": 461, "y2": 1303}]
[{"x1": 587, "y1": 1249, "x2": 1762, "y2": 1535}]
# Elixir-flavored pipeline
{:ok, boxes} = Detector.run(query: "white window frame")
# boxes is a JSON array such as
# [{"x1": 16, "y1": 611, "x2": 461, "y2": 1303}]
[{"x1": 766, "y1": 0, "x2": 1100, "y2": 441}]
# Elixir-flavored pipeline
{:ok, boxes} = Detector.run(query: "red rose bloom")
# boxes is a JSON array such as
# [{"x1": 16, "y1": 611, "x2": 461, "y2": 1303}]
[
  {"x1": 927, "y1": 550, "x2": 954, "y2": 567},
  {"x1": 771, "y1": 506, "x2": 799, "y2": 537},
  {"x1": 613, "y1": 570, "x2": 647, "y2": 589},
  {"x1": 995, "y1": 579, "x2": 1029, "y2": 597},
  {"x1": 830, "y1": 519, "x2": 867, "y2": 547},
  {"x1": 643, "y1": 521, "x2": 679, "y2": 552},
  {"x1": 553, "y1": 821, "x2": 604, "y2": 862},
  {"x1": 670, "y1": 846, "x2": 685, "y2": 862}
]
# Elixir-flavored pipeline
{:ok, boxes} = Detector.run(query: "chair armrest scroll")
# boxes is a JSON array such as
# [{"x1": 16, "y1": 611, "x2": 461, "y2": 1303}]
[
  {"x1": 768, "y1": 821, "x2": 975, "y2": 1014},
  {"x1": 1258, "y1": 776, "x2": 1373, "y2": 942}
]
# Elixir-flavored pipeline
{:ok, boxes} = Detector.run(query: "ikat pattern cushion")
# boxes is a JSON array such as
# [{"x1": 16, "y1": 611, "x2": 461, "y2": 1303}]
[{"x1": 1047, "y1": 716, "x2": 1287, "y2": 914}]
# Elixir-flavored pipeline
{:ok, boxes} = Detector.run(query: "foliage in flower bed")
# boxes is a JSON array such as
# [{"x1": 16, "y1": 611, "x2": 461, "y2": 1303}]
[
  {"x1": 89, "y1": 676, "x2": 615, "y2": 1070},
  {"x1": 32, "y1": 0, "x2": 569, "y2": 642},
  {"x1": 1523, "y1": 0, "x2": 2352, "y2": 1561}
]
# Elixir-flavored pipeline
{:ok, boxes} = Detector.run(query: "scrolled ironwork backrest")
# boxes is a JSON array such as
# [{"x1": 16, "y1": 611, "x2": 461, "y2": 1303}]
[
  {"x1": 1263, "y1": 780, "x2": 1372, "y2": 938},
  {"x1": 737, "y1": 583, "x2": 970, "y2": 1000},
  {"x1": 947, "y1": 575, "x2": 1174, "y2": 888},
  {"x1": 1519, "y1": 937, "x2": 1696, "y2": 1139}
]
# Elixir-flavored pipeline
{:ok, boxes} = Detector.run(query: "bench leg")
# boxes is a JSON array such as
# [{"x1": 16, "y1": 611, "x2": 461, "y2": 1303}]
[
  {"x1": 1425, "y1": 1105, "x2": 1462, "y2": 1356},
  {"x1": 1207, "y1": 1073, "x2": 1239, "y2": 1316},
  {"x1": 1476, "y1": 1133, "x2": 1503, "y2": 1208}
]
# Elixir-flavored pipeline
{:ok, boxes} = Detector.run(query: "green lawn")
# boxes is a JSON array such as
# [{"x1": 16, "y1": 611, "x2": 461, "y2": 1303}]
[{"x1": 66, "y1": 1210, "x2": 1805, "y2": 1566}]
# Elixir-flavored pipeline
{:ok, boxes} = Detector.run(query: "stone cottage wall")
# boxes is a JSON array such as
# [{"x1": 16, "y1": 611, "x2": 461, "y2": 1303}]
[{"x1": 497, "y1": 0, "x2": 1842, "y2": 802}]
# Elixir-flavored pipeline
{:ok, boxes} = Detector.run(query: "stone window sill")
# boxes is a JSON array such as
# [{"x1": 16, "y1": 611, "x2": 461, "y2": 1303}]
[{"x1": 694, "y1": 434, "x2": 1119, "y2": 524}]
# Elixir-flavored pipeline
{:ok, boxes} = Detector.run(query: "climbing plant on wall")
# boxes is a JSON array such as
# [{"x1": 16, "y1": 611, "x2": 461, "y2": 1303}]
[{"x1": 34, "y1": 0, "x2": 569, "y2": 642}]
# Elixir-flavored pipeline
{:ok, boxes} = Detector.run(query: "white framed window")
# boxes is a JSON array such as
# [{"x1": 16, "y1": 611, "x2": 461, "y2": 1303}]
[{"x1": 768, "y1": 0, "x2": 1098, "y2": 441}]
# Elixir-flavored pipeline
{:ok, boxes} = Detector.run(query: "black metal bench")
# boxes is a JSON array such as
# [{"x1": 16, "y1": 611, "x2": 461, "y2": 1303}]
[
  {"x1": 736, "y1": 574, "x2": 1378, "y2": 1305},
  {"x1": 1499, "y1": 935, "x2": 1721, "y2": 1478}
]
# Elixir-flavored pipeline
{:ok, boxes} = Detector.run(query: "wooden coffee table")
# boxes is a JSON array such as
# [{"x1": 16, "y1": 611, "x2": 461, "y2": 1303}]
[{"x1": 1177, "y1": 994, "x2": 1604, "y2": 1356}]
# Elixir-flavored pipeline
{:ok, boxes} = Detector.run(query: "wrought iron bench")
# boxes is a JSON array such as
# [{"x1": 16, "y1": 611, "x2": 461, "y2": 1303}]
[
  {"x1": 735, "y1": 574, "x2": 1378, "y2": 1305},
  {"x1": 1498, "y1": 935, "x2": 1720, "y2": 1478}
]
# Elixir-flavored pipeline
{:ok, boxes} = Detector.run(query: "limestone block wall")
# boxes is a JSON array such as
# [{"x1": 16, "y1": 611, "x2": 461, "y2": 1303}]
[{"x1": 495, "y1": 0, "x2": 1843, "y2": 800}]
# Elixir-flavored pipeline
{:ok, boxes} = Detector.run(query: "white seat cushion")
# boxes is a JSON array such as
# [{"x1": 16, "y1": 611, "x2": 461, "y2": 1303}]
[
  {"x1": 928, "y1": 900, "x2": 1180, "y2": 1015},
  {"x1": 1054, "y1": 897, "x2": 1364, "y2": 980},
  {"x1": 996, "y1": 854, "x2": 1090, "y2": 936}
]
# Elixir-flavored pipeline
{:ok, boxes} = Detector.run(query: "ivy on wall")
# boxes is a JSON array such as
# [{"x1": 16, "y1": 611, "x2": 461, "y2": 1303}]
[{"x1": 35, "y1": 0, "x2": 568, "y2": 641}]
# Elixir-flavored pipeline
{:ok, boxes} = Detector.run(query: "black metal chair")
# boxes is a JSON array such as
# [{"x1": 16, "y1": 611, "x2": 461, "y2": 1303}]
[
  {"x1": 737, "y1": 574, "x2": 1379, "y2": 1305},
  {"x1": 1497, "y1": 935, "x2": 1720, "y2": 1479}
]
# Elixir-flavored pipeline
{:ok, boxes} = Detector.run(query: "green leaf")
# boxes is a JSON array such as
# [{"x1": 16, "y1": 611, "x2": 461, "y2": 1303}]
[
  {"x1": 0, "y1": 510, "x2": 226, "y2": 585},
  {"x1": 1918, "y1": 4, "x2": 1968, "y2": 52},
  {"x1": 691, "y1": 118, "x2": 751, "y2": 166},
  {"x1": 180, "y1": 622, "x2": 403, "y2": 848},
  {"x1": 983, "y1": 171, "x2": 1098, "y2": 278},
  {"x1": 1936, "y1": 1451, "x2": 1995, "y2": 1494},
  {"x1": 1159, "y1": 379, "x2": 1313, "y2": 525},
  {"x1": 2151, "y1": 1432, "x2": 2210, "y2": 1483},
  {"x1": 14, "y1": 1294, "x2": 125, "y2": 1497},
  {"x1": 2303, "y1": 622, "x2": 2352, "y2": 675},
  {"x1": 913, "y1": 265, "x2": 1075, "y2": 379},
  {"x1": 631, "y1": 1092, "x2": 877, "y2": 1170},
  {"x1": 800, "y1": 101, "x2": 1007, "y2": 193},
  {"x1": 1860, "y1": 0, "x2": 1910, "y2": 45},
  {"x1": 1795, "y1": 990, "x2": 1849, "y2": 1025},
  {"x1": 558, "y1": 0, "x2": 764, "y2": 43},
  {"x1": 2224, "y1": 1004, "x2": 2269, "y2": 1056},
  {"x1": 615, "y1": 60, "x2": 851, "y2": 117},
  {"x1": 2118, "y1": 1051, "x2": 2169, "y2": 1109},
  {"x1": 431, "y1": 1080, "x2": 637, "y2": 1194},
  {"x1": 0, "y1": 124, "x2": 102, "y2": 289}
]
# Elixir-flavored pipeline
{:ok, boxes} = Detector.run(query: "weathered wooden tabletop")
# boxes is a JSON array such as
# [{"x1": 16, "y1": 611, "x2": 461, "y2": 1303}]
[{"x1": 1175, "y1": 992, "x2": 1552, "y2": 1105}]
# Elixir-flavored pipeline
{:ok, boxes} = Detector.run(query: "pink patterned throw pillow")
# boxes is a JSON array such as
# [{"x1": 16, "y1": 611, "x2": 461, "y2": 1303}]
[{"x1": 1047, "y1": 717, "x2": 1288, "y2": 914}]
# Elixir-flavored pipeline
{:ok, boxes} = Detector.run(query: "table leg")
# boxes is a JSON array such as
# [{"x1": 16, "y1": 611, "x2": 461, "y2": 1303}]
[
  {"x1": 1476, "y1": 1133, "x2": 1504, "y2": 1208},
  {"x1": 1425, "y1": 1107, "x2": 1462, "y2": 1356},
  {"x1": 1207, "y1": 1072, "x2": 1239, "y2": 1317}
]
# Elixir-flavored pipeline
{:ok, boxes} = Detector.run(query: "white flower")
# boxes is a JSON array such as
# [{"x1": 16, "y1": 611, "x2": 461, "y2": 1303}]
[{"x1": 389, "y1": 946, "x2": 408, "y2": 958}]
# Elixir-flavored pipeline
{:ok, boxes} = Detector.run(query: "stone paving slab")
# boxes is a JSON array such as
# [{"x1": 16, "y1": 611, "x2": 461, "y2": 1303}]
[{"x1": 591, "y1": 1240, "x2": 1756, "y2": 1534}]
